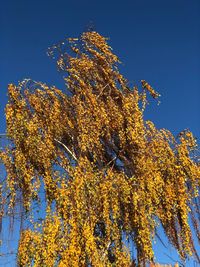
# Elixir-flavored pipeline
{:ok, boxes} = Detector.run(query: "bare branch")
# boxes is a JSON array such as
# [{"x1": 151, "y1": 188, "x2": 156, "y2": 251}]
[
  {"x1": 54, "y1": 138, "x2": 78, "y2": 161},
  {"x1": 97, "y1": 83, "x2": 110, "y2": 99},
  {"x1": 101, "y1": 241, "x2": 111, "y2": 260}
]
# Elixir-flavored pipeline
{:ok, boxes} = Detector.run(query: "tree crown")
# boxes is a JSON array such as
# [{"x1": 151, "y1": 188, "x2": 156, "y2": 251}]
[{"x1": 0, "y1": 31, "x2": 199, "y2": 266}]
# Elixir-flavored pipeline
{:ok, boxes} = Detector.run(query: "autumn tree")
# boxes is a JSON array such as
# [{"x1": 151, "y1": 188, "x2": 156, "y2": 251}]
[{"x1": 0, "y1": 31, "x2": 200, "y2": 266}]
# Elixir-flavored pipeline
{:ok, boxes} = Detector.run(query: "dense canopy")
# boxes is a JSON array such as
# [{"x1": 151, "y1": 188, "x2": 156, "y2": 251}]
[{"x1": 0, "y1": 31, "x2": 199, "y2": 266}]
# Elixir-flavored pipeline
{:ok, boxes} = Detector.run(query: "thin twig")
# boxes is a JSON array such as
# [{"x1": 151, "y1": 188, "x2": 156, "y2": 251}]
[
  {"x1": 163, "y1": 252, "x2": 183, "y2": 266},
  {"x1": 101, "y1": 241, "x2": 111, "y2": 260},
  {"x1": 155, "y1": 230, "x2": 168, "y2": 249},
  {"x1": 0, "y1": 133, "x2": 8, "y2": 137},
  {"x1": 105, "y1": 156, "x2": 117, "y2": 168},
  {"x1": 97, "y1": 83, "x2": 110, "y2": 99},
  {"x1": 54, "y1": 139, "x2": 78, "y2": 161}
]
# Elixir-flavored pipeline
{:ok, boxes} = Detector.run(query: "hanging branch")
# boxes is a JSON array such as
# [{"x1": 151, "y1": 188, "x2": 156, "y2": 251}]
[{"x1": 54, "y1": 138, "x2": 78, "y2": 162}]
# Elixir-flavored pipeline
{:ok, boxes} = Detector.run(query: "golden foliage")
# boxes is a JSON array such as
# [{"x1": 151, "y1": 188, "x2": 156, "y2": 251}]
[
  {"x1": 150, "y1": 264, "x2": 179, "y2": 267},
  {"x1": 0, "y1": 31, "x2": 200, "y2": 266}
]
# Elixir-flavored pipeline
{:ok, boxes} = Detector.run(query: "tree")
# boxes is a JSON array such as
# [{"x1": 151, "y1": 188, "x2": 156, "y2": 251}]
[
  {"x1": 150, "y1": 264, "x2": 179, "y2": 267},
  {"x1": 0, "y1": 31, "x2": 199, "y2": 267}
]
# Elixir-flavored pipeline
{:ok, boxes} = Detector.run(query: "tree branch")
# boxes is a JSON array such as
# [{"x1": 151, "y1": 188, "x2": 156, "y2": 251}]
[{"x1": 54, "y1": 138, "x2": 78, "y2": 162}]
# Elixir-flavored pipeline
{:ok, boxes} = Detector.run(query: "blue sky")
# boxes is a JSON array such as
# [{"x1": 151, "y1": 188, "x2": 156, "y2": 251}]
[{"x1": 0, "y1": 0, "x2": 199, "y2": 266}]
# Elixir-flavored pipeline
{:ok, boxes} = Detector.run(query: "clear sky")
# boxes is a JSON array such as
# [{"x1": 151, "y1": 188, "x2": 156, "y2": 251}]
[{"x1": 0, "y1": 0, "x2": 199, "y2": 266}]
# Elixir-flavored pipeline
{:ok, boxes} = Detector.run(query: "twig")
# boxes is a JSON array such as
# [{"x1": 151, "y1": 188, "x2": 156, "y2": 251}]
[
  {"x1": 101, "y1": 241, "x2": 111, "y2": 260},
  {"x1": 0, "y1": 133, "x2": 8, "y2": 137},
  {"x1": 155, "y1": 230, "x2": 168, "y2": 249},
  {"x1": 106, "y1": 156, "x2": 117, "y2": 168},
  {"x1": 163, "y1": 252, "x2": 183, "y2": 266},
  {"x1": 97, "y1": 83, "x2": 110, "y2": 99},
  {"x1": 54, "y1": 139, "x2": 77, "y2": 161}
]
